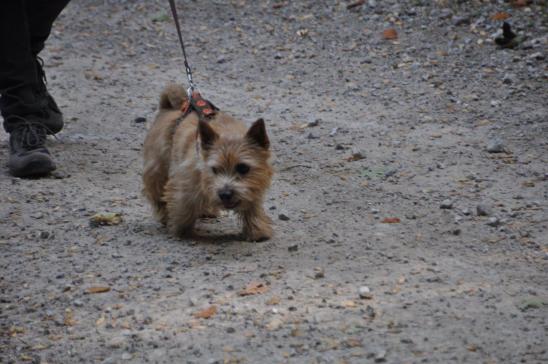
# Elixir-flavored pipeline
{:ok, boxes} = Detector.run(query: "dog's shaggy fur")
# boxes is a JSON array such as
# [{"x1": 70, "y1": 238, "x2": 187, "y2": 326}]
[{"x1": 142, "y1": 84, "x2": 273, "y2": 241}]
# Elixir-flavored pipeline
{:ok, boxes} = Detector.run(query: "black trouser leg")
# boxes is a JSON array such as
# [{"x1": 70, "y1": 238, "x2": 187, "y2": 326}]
[
  {"x1": 26, "y1": 0, "x2": 71, "y2": 56},
  {"x1": 0, "y1": 1, "x2": 36, "y2": 92},
  {"x1": 0, "y1": 0, "x2": 70, "y2": 132}
]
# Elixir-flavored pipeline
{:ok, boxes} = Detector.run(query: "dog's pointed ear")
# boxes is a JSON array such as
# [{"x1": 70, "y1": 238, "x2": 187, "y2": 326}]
[
  {"x1": 198, "y1": 120, "x2": 218, "y2": 150},
  {"x1": 245, "y1": 118, "x2": 269, "y2": 149}
]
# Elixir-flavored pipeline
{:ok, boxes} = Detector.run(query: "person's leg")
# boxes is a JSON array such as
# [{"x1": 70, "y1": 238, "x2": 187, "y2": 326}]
[
  {"x1": 0, "y1": 0, "x2": 69, "y2": 177},
  {"x1": 27, "y1": 0, "x2": 71, "y2": 57},
  {"x1": 26, "y1": 0, "x2": 71, "y2": 135},
  {"x1": 0, "y1": 1, "x2": 37, "y2": 99}
]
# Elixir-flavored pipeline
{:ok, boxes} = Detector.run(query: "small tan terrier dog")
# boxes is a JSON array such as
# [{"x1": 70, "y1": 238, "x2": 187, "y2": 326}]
[{"x1": 142, "y1": 84, "x2": 273, "y2": 241}]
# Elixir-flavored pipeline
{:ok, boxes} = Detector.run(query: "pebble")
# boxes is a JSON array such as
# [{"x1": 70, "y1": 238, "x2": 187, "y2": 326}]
[
  {"x1": 278, "y1": 213, "x2": 290, "y2": 221},
  {"x1": 314, "y1": 267, "x2": 325, "y2": 279},
  {"x1": 374, "y1": 349, "x2": 387, "y2": 362},
  {"x1": 476, "y1": 204, "x2": 492, "y2": 216},
  {"x1": 108, "y1": 336, "x2": 126, "y2": 349},
  {"x1": 288, "y1": 244, "x2": 298, "y2": 252},
  {"x1": 487, "y1": 217, "x2": 501, "y2": 227},
  {"x1": 358, "y1": 286, "x2": 373, "y2": 299},
  {"x1": 529, "y1": 52, "x2": 544, "y2": 60},
  {"x1": 502, "y1": 73, "x2": 514, "y2": 84},
  {"x1": 486, "y1": 139, "x2": 505, "y2": 153},
  {"x1": 73, "y1": 300, "x2": 84, "y2": 307},
  {"x1": 266, "y1": 317, "x2": 283, "y2": 331},
  {"x1": 121, "y1": 353, "x2": 132, "y2": 360},
  {"x1": 440, "y1": 199, "x2": 453, "y2": 209},
  {"x1": 307, "y1": 119, "x2": 320, "y2": 127},
  {"x1": 453, "y1": 16, "x2": 470, "y2": 26},
  {"x1": 134, "y1": 117, "x2": 146, "y2": 123},
  {"x1": 329, "y1": 127, "x2": 339, "y2": 136}
]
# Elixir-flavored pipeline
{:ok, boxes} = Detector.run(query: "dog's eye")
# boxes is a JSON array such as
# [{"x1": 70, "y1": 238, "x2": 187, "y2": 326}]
[
  {"x1": 211, "y1": 167, "x2": 219, "y2": 174},
  {"x1": 235, "y1": 163, "x2": 250, "y2": 175}
]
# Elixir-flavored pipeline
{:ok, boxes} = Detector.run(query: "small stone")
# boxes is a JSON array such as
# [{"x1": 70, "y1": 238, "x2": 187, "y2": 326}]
[
  {"x1": 452, "y1": 228, "x2": 461, "y2": 236},
  {"x1": 502, "y1": 73, "x2": 514, "y2": 84},
  {"x1": 374, "y1": 349, "x2": 387, "y2": 362},
  {"x1": 529, "y1": 52, "x2": 544, "y2": 61},
  {"x1": 358, "y1": 286, "x2": 373, "y2": 299},
  {"x1": 73, "y1": 300, "x2": 84, "y2": 307},
  {"x1": 266, "y1": 317, "x2": 283, "y2": 331},
  {"x1": 335, "y1": 144, "x2": 345, "y2": 150},
  {"x1": 462, "y1": 208, "x2": 471, "y2": 216},
  {"x1": 226, "y1": 327, "x2": 236, "y2": 333},
  {"x1": 314, "y1": 267, "x2": 325, "y2": 279},
  {"x1": 329, "y1": 127, "x2": 339, "y2": 136},
  {"x1": 40, "y1": 231, "x2": 50, "y2": 239},
  {"x1": 121, "y1": 352, "x2": 132, "y2": 360},
  {"x1": 107, "y1": 336, "x2": 126, "y2": 349},
  {"x1": 278, "y1": 213, "x2": 290, "y2": 221},
  {"x1": 306, "y1": 132, "x2": 318, "y2": 140},
  {"x1": 307, "y1": 119, "x2": 320, "y2": 127},
  {"x1": 216, "y1": 57, "x2": 227, "y2": 64},
  {"x1": 364, "y1": 305, "x2": 376, "y2": 319},
  {"x1": 440, "y1": 199, "x2": 453, "y2": 209},
  {"x1": 288, "y1": 244, "x2": 298, "y2": 252},
  {"x1": 486, "y1": 139, "x2": 505, "y2": 153},
  {"x1": 476, "y1": 204, "x2": 492, "y2": 216},
  {"x1": 486, "y1": 217, "x2": 501, "y2": 227},
  {"x1": 453, "y1": 16, "x2": 470, "y2": 26},
  {"x1": 134, "y1": 117, "x2": 146, "y2": 123}
]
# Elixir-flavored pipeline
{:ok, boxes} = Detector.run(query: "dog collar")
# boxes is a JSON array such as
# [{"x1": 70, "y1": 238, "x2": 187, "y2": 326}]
[{"x1": 180, "y1": 91, "x2": 218, "y2": 122}]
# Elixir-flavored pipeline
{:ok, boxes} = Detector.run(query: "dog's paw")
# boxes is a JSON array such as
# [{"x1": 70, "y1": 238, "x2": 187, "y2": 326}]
[{"x1": 244, "y1": 225, "x2": 272, "y2": 242}]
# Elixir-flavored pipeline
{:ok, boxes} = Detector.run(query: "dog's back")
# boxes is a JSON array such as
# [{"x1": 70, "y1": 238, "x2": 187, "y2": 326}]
[{"x1": 142, "y1": 84, "x2": 187, "y2": 223}]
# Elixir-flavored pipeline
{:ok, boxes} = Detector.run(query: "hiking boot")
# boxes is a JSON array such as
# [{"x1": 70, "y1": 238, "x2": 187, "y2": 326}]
[
  {"x1": 0, "y1": 58, "x2": 64, "y2": 135},
  {"x1": 8, "y1": 121, "x2": 56, "y2": 177}
]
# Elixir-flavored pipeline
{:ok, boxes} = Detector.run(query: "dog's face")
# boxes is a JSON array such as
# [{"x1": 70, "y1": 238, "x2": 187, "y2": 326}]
[{"x1": 198, "y1": 119, "x2": 272, "y2": 210}]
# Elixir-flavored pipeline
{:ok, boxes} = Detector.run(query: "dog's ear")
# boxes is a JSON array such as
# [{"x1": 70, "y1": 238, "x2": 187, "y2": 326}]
[
  {"x1": 245, "y1": 118, "x2": 269, "y2": 149},
  {"x1": 198, "y1": 120, "x2": 218, "y2": 150}
]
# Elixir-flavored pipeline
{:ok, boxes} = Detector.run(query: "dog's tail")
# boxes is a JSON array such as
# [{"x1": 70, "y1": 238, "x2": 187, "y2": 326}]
[{"x1": 159, "y1": 84, "x2": 187, "y2": 111}]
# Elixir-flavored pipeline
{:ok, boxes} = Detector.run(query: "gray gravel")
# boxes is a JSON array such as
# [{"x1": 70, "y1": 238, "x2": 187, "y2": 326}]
[{"x1": 1, "y1": 1, "x2": 547, "y2": 363}]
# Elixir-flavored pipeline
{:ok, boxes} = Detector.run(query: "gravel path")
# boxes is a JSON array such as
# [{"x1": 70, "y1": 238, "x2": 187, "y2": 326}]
[{"x1": 1, "y1": 1, "x2": 547, "y2": 363}]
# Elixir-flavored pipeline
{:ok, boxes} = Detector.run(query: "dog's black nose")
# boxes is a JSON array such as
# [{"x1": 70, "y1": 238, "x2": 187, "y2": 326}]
[{"x1": 218, "y1": 189, "x2": 233, "y2": 202}]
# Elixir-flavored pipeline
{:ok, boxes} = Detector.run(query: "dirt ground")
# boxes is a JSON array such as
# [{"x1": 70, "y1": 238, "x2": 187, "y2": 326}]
[{"x1": 1, "y1": 0, "x2": 547, "y2": 363}]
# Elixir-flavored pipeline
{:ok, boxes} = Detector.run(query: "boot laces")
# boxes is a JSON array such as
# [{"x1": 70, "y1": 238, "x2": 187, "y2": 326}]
[{"x1": 11, "y1": 118, "x2": 53, "y2": 149}]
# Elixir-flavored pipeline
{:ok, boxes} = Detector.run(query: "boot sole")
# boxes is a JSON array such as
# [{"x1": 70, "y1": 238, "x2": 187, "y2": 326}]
[{"x1": 9, "y1": 156, "x2": 56, "y2": 178}]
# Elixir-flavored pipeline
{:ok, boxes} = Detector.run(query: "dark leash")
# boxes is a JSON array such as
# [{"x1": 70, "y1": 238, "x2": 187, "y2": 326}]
[
  {"x1": 167, "y1": 0, "x2": 196, "y2": 95},
  {"x1": 167, "y1": 0, "x2": 218, "y2": 121}
]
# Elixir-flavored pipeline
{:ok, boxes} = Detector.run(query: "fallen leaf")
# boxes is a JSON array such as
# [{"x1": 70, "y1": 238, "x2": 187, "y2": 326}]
[
  {"x1": 383, "y1": 28, "x2": 398, "y2": 40},
  {"x1": 239, "y1": 282, "x2": 269, "y2": 296},
  {"x1": 491, "y1": 12, "x2": 511, "y2": 21},
  {"x1": 512, "y1": 0, "x2": 531, "y2": 7},
  {"x1": 266, "y1": 296, "x2": 281, "y2": 305},
  {"x1": 96, "y1": 316, "x2": 106, "y2": 326},
  {"x1": 90, "y1": 213, "x2": 122, "y2": 227},
  {"x1": 64, "y1": 310, "x2": 76, "y2": 326},
  {"x1": 86, "y1": 286, "x2": 111, "y2": 294},
  {"x1": 347, "y1": 0, "x2": 365, "y2": 9},
  {"x1": 381, "y1": 217, "x2": 401, "y2": 223},
  {"x1": 342, "y1": 300, "x2": 357, "y2": 308},
  {"x1": 194, "y1": 305, "x2": 218, "y2": 319}
]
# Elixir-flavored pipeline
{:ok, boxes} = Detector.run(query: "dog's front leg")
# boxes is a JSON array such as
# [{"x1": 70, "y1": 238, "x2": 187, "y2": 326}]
[{"x1": 240, "y1": 205, "x2": 272, "y2": 242}]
